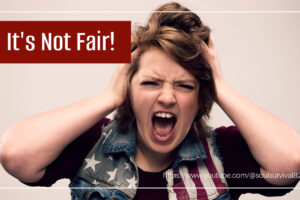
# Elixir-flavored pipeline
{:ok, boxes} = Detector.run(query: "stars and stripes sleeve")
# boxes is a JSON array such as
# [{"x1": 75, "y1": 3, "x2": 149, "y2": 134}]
[
  {"x1": 22, "y1": 118, "x2": 110, "y2": 187},
  {"x1": 214, "y1": 126, "x2": 299, "y2": 200}
]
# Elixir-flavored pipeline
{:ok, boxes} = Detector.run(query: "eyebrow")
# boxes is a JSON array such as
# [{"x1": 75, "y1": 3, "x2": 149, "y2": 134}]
[
  {"x1": 175, "y1": 80, "x2": 198, "y2": 86},
  {"x1": 141, "y1": 75, "x2": 162, "y2": 82}
]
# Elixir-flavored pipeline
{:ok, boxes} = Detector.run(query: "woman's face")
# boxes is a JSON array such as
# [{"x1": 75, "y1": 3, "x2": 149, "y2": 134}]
[{"x1": 130, "y1": 47, "x2": 199, "y2": 156}]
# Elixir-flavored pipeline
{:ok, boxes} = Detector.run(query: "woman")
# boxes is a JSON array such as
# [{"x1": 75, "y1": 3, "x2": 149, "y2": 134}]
[{"x1": 1, "y1": 2, "x2": 299, "y2": 200}]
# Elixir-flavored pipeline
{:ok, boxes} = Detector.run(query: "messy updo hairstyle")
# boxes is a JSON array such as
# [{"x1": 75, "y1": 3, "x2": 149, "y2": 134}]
[{"x1": 114, "y1": 2, "x2": 216, "y2": 139}]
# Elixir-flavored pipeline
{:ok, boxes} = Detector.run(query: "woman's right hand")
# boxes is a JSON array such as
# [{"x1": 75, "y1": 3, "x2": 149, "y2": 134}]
[{"x1": 104, "y1": 50, "x2": 139, "y2": 108}]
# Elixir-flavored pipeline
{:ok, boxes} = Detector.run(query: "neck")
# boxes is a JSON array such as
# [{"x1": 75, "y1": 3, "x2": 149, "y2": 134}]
[{"x1": 135, "y1": 140, "x2": 176, "y2": 172}]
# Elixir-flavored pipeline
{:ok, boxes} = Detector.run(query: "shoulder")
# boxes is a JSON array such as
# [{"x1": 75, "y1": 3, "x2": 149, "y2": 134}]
[
  {"x1": 214, "y1": 126, "x2": 240, "y2": 141},
  {"x1": 212, "y1": 126, "x2": 243, "y2": 158},
  {"x1": 212, "y1": 125, "x2": 256, "y2": 175},
  {"x1": 213, "y1": 126, "x2": 246, "y2": 156},
  {"x1": 212, "y1": 126, "x2": 298, "y2": 198}
]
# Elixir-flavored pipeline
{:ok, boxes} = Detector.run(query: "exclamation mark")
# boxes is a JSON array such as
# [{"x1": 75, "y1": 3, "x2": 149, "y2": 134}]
[{"x1": 110, "y1": 32, "x2": 114, "y2": 51}]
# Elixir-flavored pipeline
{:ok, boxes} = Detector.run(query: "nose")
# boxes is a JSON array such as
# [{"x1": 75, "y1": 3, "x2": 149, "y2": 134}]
[{"x1": 157, "y1": 84, "x2": 176, "y2": 107}]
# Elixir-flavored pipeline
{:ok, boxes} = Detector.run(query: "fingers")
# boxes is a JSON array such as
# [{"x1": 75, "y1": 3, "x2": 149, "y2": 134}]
[
  {"x1": 131, "y1": 33, "x2": 139, "y2": 62},
  {"x1": 131, "y1": 47, "x2": 139, "y2": 56},
  {"x1": 200, "y1": 34, "x2": 223, "y2": 80},
  {"x1": 200, "y1": 33, "x2": 218, "y2": 59},
  {"x1": 201, "y1": 32, "x2": 215, "y2": 52},
  {"x1": 131, "y1": 46, "x2": 140, "y2": 63},
  {"x1": 200, "y1": 40, "x2": 210, "y2": 59},
  {"x1": 207, "y1": 32, "x2": 215, "y2": 48}
]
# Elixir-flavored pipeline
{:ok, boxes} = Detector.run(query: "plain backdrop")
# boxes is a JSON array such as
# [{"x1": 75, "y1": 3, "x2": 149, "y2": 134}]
[{"x1": 0, "y1": 0, "x2": 299, "y2": 199}]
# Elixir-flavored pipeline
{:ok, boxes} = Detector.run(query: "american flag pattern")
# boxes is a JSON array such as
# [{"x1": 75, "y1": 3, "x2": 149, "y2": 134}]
[
  {"x1": 75, "y1": 122, "x2": 230, "y2": 200},
  {"x1": 165, "y1": 137, "x2": 229, "y2": 199}
]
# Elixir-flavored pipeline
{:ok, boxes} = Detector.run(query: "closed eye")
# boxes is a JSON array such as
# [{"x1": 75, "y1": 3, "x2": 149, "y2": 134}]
[
  {"x1": 141, "y1": 81, "x2": 159, "y2": 86},
  {"x1": 178, "y1": 84, "x2": 195, "y2": 90}
]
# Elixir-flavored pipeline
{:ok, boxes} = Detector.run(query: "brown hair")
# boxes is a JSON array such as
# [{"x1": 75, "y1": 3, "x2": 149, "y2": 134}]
[{"x1": 114, "y1": 2, "x2": 216, "y2": 138}]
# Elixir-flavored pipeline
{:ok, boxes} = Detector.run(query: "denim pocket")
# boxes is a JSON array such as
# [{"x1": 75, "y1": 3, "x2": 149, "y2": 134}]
[
  {"x1": 86, "y1": 188, "x2": 130, "y2": 200},
  {"x1": 69, "y1": 176, "x2": 130, "y2": 200}
]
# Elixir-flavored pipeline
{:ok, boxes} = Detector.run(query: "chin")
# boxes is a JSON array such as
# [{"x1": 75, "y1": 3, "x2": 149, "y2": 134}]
[{"x1": 148, "y1": 140, "x2": 178, "y2": 155}]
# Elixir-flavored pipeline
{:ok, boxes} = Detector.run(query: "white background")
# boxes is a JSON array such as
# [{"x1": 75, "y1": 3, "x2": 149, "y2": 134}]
[{"x1": 0, "y1": 0, "x2": 299, "y2": 199}]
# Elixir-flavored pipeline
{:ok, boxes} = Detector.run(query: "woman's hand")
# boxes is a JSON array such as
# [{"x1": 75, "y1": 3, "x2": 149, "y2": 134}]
[
  {"x1": 104, "y1": 50, "x2": 139, "y2": 108},
  {"x1": 200, "y1": 33, "x2": 224, "y2": 84}
]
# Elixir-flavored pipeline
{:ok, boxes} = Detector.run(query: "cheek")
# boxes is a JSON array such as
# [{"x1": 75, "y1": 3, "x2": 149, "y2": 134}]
[
  {"x1": 177, "y1": 93, "x2": 199, "y2": 126},
  {"x1": 130, "y1": 86, "x2": 158, "y2": 127},
  {"x1": 179, "y1": 93, "x2": 198, "y2": 114},
  {"x1": 131, "y1": 85, "x2": 159, "y2": 109},
  {"x1": 132, "y1": 88, "x2": 154, "y2": 111}
]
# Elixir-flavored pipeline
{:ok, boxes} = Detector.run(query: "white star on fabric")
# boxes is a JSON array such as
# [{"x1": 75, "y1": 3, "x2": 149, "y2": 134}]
[
  {"x1": 84, "y1": 154, "x2": 101, "y2": 172},
  {"x1": 107, "y1": 155, "x2": 113, "y2": 161},
  {"x1": 124, "y1": 162, "x2": 131, "y2": 170},
  {"x1": 107, "y1": 168, "x2": 118, "y2": 182},
  {"x1": 126, "y1": 176, "x2": 137, "y2": 189},
  {"x1": 92, "y1": 179, "x2": 100, "y2": 185}
]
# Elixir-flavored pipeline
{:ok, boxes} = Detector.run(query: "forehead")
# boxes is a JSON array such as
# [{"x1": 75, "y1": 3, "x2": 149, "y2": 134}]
[{"x1": 136, "y1": 47, "x2": 196, "y2": 81}]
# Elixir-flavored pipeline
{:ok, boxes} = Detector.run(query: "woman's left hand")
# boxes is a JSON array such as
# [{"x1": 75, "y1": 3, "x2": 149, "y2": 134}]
[{"x1": 200, "y1": 33, "x2": 224, "y2": 84}]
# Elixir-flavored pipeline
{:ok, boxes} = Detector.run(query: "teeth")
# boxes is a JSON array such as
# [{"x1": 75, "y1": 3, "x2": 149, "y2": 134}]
[
  {"x1": 154, "y1": 132, "x2": 171, "y2": 138},
  {"x1": 155, "y1": 112, "x2": 173, "y2": 119}
]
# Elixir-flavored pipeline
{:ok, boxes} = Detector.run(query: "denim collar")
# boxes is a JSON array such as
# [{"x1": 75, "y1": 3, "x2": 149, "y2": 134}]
[
  {"x1": 102, "y1": 122, "x2": 207, "y2": 168},
  {"x1": 102, "y1": 122, "x2": 137, "y2": 158},
  {"x1": 172, "y1": 134, "x2": 207, "y2": 168}
]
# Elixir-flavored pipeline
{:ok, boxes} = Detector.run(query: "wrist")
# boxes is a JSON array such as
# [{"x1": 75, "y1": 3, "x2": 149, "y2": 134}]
[
  {"x1": 214, "y1": 77, "x2": 228, "y2": 104},
  {"x1": 101, "y1": 91, "x2": 124, "y2": 110}
]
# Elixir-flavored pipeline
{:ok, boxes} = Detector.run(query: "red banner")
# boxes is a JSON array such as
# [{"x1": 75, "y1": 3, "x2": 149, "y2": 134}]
[{"x1": 0, "y1": 21, "x2": 131, "y2": 63}]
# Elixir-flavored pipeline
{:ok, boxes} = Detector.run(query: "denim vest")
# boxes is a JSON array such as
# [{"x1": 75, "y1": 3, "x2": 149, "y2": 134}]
[{"x1": 69, "y1": 122, "x2": 233, "y2": 200}]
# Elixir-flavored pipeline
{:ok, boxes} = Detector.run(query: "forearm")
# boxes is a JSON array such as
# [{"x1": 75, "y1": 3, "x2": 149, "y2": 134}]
[
  {"x1": 216, "y1": 78, "x2": 300, "y2": 174},
  {"x1": 0, "y1": 91, "x2": 117, "y2": 182}
]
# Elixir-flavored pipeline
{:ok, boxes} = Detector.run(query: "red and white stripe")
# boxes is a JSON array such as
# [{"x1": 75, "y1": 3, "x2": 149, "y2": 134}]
[{"x1": 166, "y1": 137, "x2": 228, "y2": 200}]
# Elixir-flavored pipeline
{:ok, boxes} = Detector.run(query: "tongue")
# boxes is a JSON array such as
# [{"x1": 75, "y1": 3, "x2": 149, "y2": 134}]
[{"x1": 153, "y1": 118, "x2": 173, "y2": 136}]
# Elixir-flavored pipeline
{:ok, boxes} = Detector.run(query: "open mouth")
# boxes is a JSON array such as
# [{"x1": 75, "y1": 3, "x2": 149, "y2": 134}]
[{"x1": 152, "y1": 112, "x2": 177, "y2": 142}]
